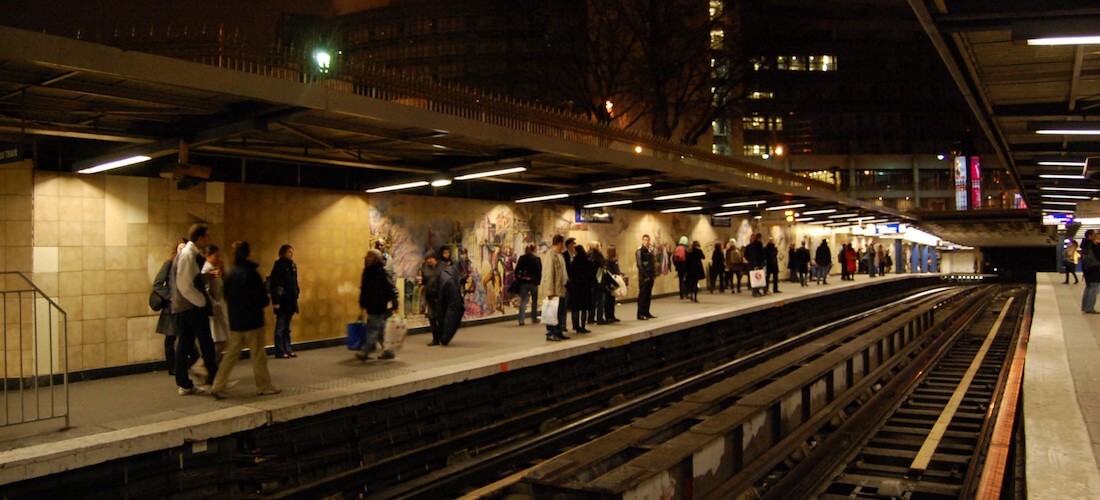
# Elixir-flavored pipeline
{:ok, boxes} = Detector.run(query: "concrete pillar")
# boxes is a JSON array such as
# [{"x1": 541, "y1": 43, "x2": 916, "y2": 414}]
[{"x1": 894, "y1": 240, "x2": 904, "y2": 274}]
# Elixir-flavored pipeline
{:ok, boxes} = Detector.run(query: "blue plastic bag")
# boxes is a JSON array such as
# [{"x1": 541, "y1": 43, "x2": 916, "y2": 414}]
[{"x1": 347, "y1": 322, "x2": 366, "y2": 350}]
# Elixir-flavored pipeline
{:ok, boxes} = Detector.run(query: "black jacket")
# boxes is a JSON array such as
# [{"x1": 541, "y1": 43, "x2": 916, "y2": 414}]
[
  {"x1": 745, "y1": 241, "x2": 765, "y2": 268},
  {"x1": 795, "y1": 247, "x2": 812, "y2": 271},
  {"x1": 420, "y1": 261, "x2": 442, "y2": 306},
  {"x1": 439, "y1": 264, "x2": 464, "y2": 309},
  {"x1": 686, "y1": 248, "x2": 706, "y2": 281},
  {"x1": 269, "y1": 258, "x2": 299, "y2": 315},
  {"x1": 567, "y1": 254, "x2": 595, "y2": 310},
  {"x1": 515, "y1": 253, "x2": 542, "y2": 286},
  {"x1": 764, "y1": 243, "x2": 779, "y2": 273},
  {"x1": 360, "y1": 263, "x2": 396, "y2": 314},
  {"x1": 636, "y1": 246, "x2": 656, "y2": 280},
  {"x1": 224, "y1": 260, "x2": 270, "y2": 332},
  {"x1": 815, "y1": 243, "x2": 832, "y2": 267},
  {"x1": 1084, "y1": 240, "x2": 1100, "y2": 283}
]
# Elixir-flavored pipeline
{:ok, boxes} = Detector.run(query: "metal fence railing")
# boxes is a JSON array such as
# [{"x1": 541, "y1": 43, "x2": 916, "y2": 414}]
[{"x1": 1, "y1": 272, "x2": 68, "y2": 429}]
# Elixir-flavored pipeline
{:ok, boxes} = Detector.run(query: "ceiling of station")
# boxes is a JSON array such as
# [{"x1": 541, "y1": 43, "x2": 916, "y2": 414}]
[{"x1": 907, "y1": 0, "x2": 1100, "y2": 219}]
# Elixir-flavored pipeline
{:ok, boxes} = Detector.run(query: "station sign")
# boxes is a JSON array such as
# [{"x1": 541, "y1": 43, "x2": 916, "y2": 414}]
[
  {"x1": 575, "y1": 208, "x2": 614, "y2": 224},
  {"x1": 0, "y1": 143, "x2": 23, "y2": 164}
]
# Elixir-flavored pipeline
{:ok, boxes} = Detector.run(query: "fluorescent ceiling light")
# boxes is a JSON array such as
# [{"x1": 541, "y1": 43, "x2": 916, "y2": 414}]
[
  {"x1": 1037, "y1": 160, "x2": 1085, "y2": 167},
  {"x1": 1028, "y1": 36, "x2": 1100, "y2": 46},
  {"x1": 1035, "y1": 129, "x2": 1100, "y2": 135},
  {"x1": 516, "y1": 193, "x2": 569, "y2": 203},
  {"x1": 653, "y1": 191, "x2": 706, "y2": 201},
  {"x1": 765, "y1": 203, "x2": 806, "y2": 211},
  {"x1": 454, "y1": 166, "x2": 527, "y2": 180},
  {"x1": 828, "y1": 213, "x2": 858, "y2": 219},
  {"x1": 713, "y1": 209, "x2": 749, "y2": 216},
  {"x1": 1039, "y1": 174, "x2": 1085, "y2": 179},
  {"x1": 721, "y1": 200, "x2": 765, "y2": 207},
  {"x1": 1042, "y1": 194, "x2": 1091, "y2": 200},
  {"x1": 583, "y1": 199, "x2": 632, "y2": 208},
  {"x1": 795, "y1": 217, "x2": 814, "y2": 222},
  {"x1": 1031, "y1": 121, "x2": 1100, "y2": 135},
  {"x1": 802, "y1": 209, "x2": 837, "y2": 215},
  {"x1": 660, "y1": 206, "x2": 703, "y2": 213},
  {"x1": 366, "y1": 180, "x2": 429, "y2": 193},
  {"x1": 1041, "y1": 187, "x2": 1095, "y2": 192},
  {"x1": 1042, "y1": 201, "x2": 1079, "y2": 206},
  {"x1": 753, "y1": 215, "x2": 762, "y2": 220},
  {"x1": 77, "y1": 155, "x2": 152, "y2": 174},
  {"x1": 430, "y1": 179, "x2": 452, "y2": 187},
  {"x1": 808, "y1": 220, "x2": 830, "y2": 225},
  {"x1": 592, "y1": 183, "x2": 651, "y2": 194}
]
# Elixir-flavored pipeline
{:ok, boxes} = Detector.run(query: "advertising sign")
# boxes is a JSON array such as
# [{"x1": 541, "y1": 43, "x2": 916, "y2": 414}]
[
  {"x1": 969, "y1": 156, "x2": 982, "y2": 209},
  {"x1": 953, "y1": 156, "x2": 967, "y2": 210}
]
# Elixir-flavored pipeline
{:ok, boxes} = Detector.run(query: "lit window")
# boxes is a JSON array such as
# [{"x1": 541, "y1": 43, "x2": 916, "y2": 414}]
[
  {"x1": 744, "y1": 116, "x2": 766, "y2": 130},
  {"x1": 749, "y1": 91, "x2": 774, "y2": 99},
  {"x1": 710, "y1": 29, "x2": 724, "y2": 49},
  {"x1": 713, "y1": 119, "x2": 729, "y2": 136},
  {"x1": 750, "y1": 56, "x2": 769, "y2": 71},
  {"x1": 777, "y1": 56, "x2": 788, "y2": 70},
  {"x1": 744, "y1": 144, "x2": 767, "y2": 156},
  {"x1": 789, "y1": 56, "x2": 805, "y2": 71}
]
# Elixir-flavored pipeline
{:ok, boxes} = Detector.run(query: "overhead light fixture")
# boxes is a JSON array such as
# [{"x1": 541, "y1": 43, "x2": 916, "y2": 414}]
[
  {"x1": 721, "y1": 200, "x2": 766, "y2": 208},
  {"x1": 1040, "y1": 174, "x2": 1085, "y2": 179},
  {"x1": 1027, "y1": 36, "x2": 1100, "y2": 46},
  {"x1": 828, "y1": 213, "x2": 858, "y2": 219},
  {"x1": 802, "y1": 209, "x2": 837, "y2": 215},
  {"x1": 77, "y1": 155, "x2": 152, "y2": 174},
  {"x1": 766, "y1": 203, "x2": 806, "y2": 211},
  {"x1": 515, "y1": 193, "x2": 569, "y2": 203},
  {"x1": 366, "y1": 180, "x2": 429, "y2": 193},
  {"x1": 1042, "y1": 194, "x2": 1091, "y2": 200},
  {"x1": 583, "y1": 199, "x2": 632, "y2": 208},
  {"x1": 1037, "y1": 160, "x2": 1085, "y2": 167},
  {"x1": 795, "y1": 217, "x2": 814, "y2": 222},
  {"x1": 807, "y1": 220, "x2": 830, "y2": 225},
  {"x1": 660, "y1": 206, "x2": 703, "y2": 213},
  {"x1": 1041, "y1": 187, "x2": 1095, "y2": 192},
  {"x1": 713, "y1": 209, "x2": 750, "y2": 216},
  {"x1": 1030, "y1": 121, "x2": 1100, "y2": 135},
  {"x1": 1041, "y1": 201, "x2": 1079, "y2": 206},
  {"x1": 592, "y1": 183, "x2": 652, "y2": 194},
  {"x1": 430, "y1": 178, "x2": 453, "y2": 187},
  {"x1": 454, "y1": 166, "x2": 528, "y2": 180},
  {"x1": 653, "y1": 191, "x2": 707, "y2": 201}
]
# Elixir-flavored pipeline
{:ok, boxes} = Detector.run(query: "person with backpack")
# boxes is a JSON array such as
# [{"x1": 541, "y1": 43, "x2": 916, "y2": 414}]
[
  {"x1": 673, "y1": 236, "x2": 689, "y2": 300},
  {"x1": 725, "y1": 239, "x2": 744, "y2": 293}
]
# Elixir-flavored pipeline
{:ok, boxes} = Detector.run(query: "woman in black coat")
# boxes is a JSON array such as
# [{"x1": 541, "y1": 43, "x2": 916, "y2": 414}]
[
  {"x1": 567, "y1": 245, "x2": 595, "y2": 333},
  {"x1": 685, "y1": 241, "x2": 706, "y2": 302},
  {"x1": 268, "y1": 244, "x2": 300, "y2": 358}
]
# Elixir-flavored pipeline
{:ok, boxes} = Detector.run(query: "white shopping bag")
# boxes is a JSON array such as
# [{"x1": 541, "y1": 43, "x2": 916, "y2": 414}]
[
  {"x1": 749, "y1": 268, "x2": 767, "y2": 289},
  {"x1": 383, "y1": 315, "x2": 409, "y2": 351},
  {"x1": 613, "y1": 274, "x2": 628, "y2": 297},
  {"x1": 540, "y1": 297, "x2": 560, "y2": 326}
]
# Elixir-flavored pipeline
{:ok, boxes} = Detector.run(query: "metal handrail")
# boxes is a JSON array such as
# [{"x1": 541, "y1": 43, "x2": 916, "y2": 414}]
[{"x1": 0, "y1": 271, "x2": 68, "y2": 429}]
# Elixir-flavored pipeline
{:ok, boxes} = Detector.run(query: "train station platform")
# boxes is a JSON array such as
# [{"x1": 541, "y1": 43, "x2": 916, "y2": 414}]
[
  {"x1": 1027, "y1": 273, "x2": 1100, "y2": 499},
  {"x1": 0, "y1": 273, "x2": 926, "y2": 487}
]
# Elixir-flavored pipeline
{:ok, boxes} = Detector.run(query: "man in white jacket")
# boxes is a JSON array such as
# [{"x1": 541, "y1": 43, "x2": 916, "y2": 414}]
[
  {"x1": 170, "y1": 224, "x2": 219, "y2": 395},
  {"x1": 540, "y1": 235, "x2": 569, "y2": 341}
]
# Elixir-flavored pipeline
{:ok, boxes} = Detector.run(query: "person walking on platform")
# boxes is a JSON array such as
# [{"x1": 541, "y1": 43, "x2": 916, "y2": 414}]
[
  {"x1": 153, "y1": 239, "x2": 190, "y2": 376},
  {"x1": 685, "y1": 241, "x2": 705, "y2": 302},
  {"x1": 356, "y1": 249, "x2": 398, "y2": 361},
  {"x1": 765, "y1": 238, "x2": 781, "y2": 294},
  {"x1": 814, "y1": 240, "x2": 832, "y2": 285},
  {"x1": 568, "y1": 245, "x2": 595, "y2": 333},
  {"x1": 209, "y1": 241, "x2": 281, "y2": 399},
  {"x1": 636, "y1": 234, "x2": 657, "y2": 319},
  {"x1": 865, "y1": 245, "x2": 877, "y2": 277},
  {"x1": 673, "y1": 236, "x2": 688, "y2": 299},
  {"x1": 514, "y1": 243, "x2": 541, "y2": 326},
  {"x1": 846, "y1": 244, "x2": 858, "y2": 279},
  {"x1": 795, "y1": 242, "x2": 811, "y2": 287},
  {"x1": 541, "y1": 235, "x2": 569, "y2": 340},
  {"x1": 745, "y1": 233, "x2": 765, "y2": 296},
  {"x1": 838, "y1": 243, "x2": 849, "y2": 281},
  {"x1": 439, "y1": 255, "x2": 465, "y2": 345},
  {"x1": 787, "y1": 243, "x2": 798, "y2": 283},
  {"x1": 1065, "y1": 239, "x2": 1080, "y2": 284},
  {"x1": 709, "y1": 242, "x2": 725, "y2": 293},
  {"x1": 419, "y1": 249, "x2": 443, "y2": 345},
  {"x1": 589, "y1": 245, "x2": 611, "y2": 324},
  {"x1": 269, "y1": 244, "x2": 300, "y2": 358},
  {"x1": 171, "y1": 224, "x2": 219, "y2": 395},
  {"x1": 604, "y1": 246, "x2": 623, "y2": 322},
  {"x1": 726, "y1": 239, "x2": 744, "y2": 293},
  {"x1": 1081, "y1": 231, "x2": 1100, "y2": 313}
]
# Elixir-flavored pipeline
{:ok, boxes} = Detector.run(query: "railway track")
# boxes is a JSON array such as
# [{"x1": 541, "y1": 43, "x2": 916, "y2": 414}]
[{"x1": 270, "y1": 284, "x2": 978, "y2": 499}]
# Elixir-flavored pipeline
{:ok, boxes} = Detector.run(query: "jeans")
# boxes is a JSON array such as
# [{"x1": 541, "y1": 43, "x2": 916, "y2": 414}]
[
  {"x1": 1083, "y1": 282, "x2": 1099, "y2": 312},
  {"x1": 359, "y1": 311, "x2": 391, "y2": 356},
  {"x1": 274, "y1": 313, "x2": 294, "y2": 356},
  {"x1": 517, "y1": 283, "x2": 538, "y2": 324},
  {"x1": 211, "y1": 327, "x2": 276, "y2": 395},
  {"x1": 173, "y1": 308, "x2": 218, "y2": 390},
  {"x1": 594, "y1": 289, "x2": 607, "y2": 322}
]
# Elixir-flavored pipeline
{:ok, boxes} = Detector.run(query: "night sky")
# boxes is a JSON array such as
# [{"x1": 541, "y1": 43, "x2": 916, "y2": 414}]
[{"x1": 0, "y1": 0, "x2": 334, "y2": 50}]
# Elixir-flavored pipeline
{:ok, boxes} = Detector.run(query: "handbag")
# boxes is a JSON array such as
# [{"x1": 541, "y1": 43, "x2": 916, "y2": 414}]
[
  {"x1": 383, "y1": 315, "x2": 409, "y2": 351},
  {"x1": 347, "y1": 321, "x2": 366, "y2": 350},
  {"x1": 507, "y1": 279, "x2": 522, "y2": 295},
  {"x1": 540, "y1": 297, "x2": 560, "y2": 326},
  {"x1": 749, "y1": 268, "x2": 767, "y2": 289},
  {"x1": 612, "y1": 274, "x2": 627, "y2": 297}
]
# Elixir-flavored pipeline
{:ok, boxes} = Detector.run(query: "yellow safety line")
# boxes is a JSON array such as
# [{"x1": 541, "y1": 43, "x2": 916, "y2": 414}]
[{"x1": 910, "y1": 296, "x2": 1015, "y2": 474}]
